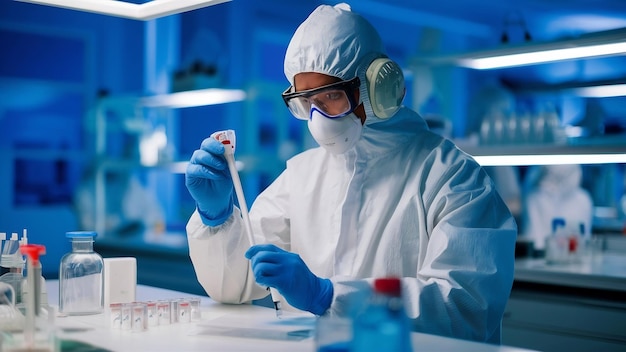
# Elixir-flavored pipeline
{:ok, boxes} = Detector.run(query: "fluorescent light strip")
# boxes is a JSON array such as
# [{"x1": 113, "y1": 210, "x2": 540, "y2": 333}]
[
  {"x1": 574, "y1": 84, "x2": 626, "y2": 98},
  {"x1": 460, "y1": 42, "x2": 626, "y2": 70},
  {"x1": 16, "y1": 0, "x2": 231, "y2": 20},
  {"x1": 140, "y1": 88, "x2": 246, "y2": 108},
  {"x1": 474, "y1": 154, "x2": 626, "y2": 166}
]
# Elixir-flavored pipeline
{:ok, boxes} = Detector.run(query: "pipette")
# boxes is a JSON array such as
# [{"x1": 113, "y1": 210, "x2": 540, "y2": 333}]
[{"x1": 211, "y1": 130, "x2": 283, "y2": 318}]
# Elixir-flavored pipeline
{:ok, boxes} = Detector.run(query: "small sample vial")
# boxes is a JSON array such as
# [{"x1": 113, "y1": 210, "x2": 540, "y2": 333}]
[
  {"x1": 108, "y1": 303, "x2": 122, "y2": 329},
  {"x1": 178, "y1": 300, "x2": 191, "y2": 323},
  {"x1": 146, "y1": 301, "x2": 158, "y2": 327},
  {"x1": 188, "y1": 298, "x2": 201, "y2": 321},
  {"x1": 120, "y1": 303, "x2": 132, "y2": 330},
  {"x1": 157, "y1": 300, "x2": 170, "y2": 325},
  {"x1": 170, "y1": 299, "x2": 179, "y2": 323},
  {"x1": 131, "y1": 303, "x2": 146, "y2": 332}
]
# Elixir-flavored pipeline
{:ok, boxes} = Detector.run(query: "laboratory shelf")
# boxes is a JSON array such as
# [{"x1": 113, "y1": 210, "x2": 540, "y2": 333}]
[
  {"x1": 454, "y1": 135, "x2": 626, "y2": 166},
  {"x1": 99, "y1": 159, "x2": 188, "y2": 174},
  {"x1": 8, "y1": 149, "x2": 86, "y2": 161},
  {"x1": 457, "y1": 136, "x2": 626, "y2": 157},
  {"x1": 0, "y1": 77, "x2": 86, "y2": 94}
]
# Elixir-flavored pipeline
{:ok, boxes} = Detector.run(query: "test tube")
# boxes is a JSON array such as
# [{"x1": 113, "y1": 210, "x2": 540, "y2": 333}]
[
  {"x1": 169, "y1": 299, "x2": 179, "y2": 323},
  {"x1": 109, "y1": 303, "x2": 122, "y2": 329},
  {"x1": 157, "y1": 300, "x2": 170, "y2": 325},
  {"x1": 131, "y1": 303, "x2": 146, "y2": 332},
  {"x1": 120, "y1": 303, "x2": 132, "y2": 330},
  {"x1": 146, "y1": 301, "x2": 158, "y2": 327},
  {"x1": 178, "y1": 300, "x2": 191, "y2": 323},
  {"x1": 188, "y1": 297, "x2": 201, "y2": 321}
]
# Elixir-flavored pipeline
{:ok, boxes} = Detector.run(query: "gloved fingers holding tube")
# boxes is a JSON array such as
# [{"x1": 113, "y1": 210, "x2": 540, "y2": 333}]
[
  {"x1": 245, "y1": 244, "x2": 333, "y2": 316},
  {"x1": 185, "y1": 137, "x2": 235, "y2": 226}
]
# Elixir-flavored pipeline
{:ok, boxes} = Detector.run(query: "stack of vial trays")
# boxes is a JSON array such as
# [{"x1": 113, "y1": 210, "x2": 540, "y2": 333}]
[{"x1": 107, "y1": 297, "x2": 201, "y2": 332}]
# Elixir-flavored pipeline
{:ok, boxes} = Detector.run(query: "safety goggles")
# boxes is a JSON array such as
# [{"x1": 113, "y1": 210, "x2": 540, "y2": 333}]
[{"x1": 282, "y1": 77, "x2": 361, "y2": 120}]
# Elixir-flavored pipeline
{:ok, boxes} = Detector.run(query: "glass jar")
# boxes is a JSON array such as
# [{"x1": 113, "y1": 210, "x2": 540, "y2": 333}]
[{"x1": 59, "y1": 231, "x2": 104, "y2": 315}]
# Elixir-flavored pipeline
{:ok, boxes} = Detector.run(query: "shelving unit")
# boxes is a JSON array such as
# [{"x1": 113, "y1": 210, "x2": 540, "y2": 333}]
[
  {"x1": 409, "y1": 34, "x2": 626, "y2": 164},
  {"x1": 456, "y1": 137, "x2": 626, "y2": 166},
  {"x1": 90, "y1": 88, "x2": 246, "y2": 239}
]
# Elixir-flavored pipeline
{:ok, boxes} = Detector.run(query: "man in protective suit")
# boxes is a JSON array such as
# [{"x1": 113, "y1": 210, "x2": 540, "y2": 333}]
[{"x1": 185, "y1": 3, "x2": 516, "y2": 344}]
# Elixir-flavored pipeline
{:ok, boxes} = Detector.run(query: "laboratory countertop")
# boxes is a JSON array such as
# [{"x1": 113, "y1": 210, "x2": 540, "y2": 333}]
[
  {"x1": 514, "y1": 253, "x2": 626, "y2": 292},
  {"x1": 42, "y1": 281, "x2": 536, "y2": 352}
]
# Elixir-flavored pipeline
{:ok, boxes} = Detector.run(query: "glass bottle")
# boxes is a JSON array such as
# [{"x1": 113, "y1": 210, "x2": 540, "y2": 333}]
[
  {"x1": 351, "y1": 277, "x2": 413, "y2": 352},
  {"x1": 59, "y1": 231, "x2": 104, "y2": 315}
]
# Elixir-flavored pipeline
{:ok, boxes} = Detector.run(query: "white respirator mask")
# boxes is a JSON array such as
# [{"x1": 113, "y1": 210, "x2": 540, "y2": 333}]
[{"x1": 307, "y1": 105, "x2": 363, "y2": 155}]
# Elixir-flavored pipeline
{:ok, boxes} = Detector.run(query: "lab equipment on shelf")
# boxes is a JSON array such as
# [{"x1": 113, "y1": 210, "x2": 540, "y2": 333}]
[
  {"x1": 479, "y1": 105, "x2": 565, "y2": 146},
  {"x1": 59, "y1": 231, "x2": 104, "y2": 315},
  {"x1": 210, "y1": 129, "x2": 283, "y2": 318}
]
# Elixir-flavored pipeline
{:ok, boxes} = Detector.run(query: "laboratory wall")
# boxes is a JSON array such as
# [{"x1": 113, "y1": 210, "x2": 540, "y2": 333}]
[{"x1": 0, "y1": 1, "x2": 145, "y2": 275}]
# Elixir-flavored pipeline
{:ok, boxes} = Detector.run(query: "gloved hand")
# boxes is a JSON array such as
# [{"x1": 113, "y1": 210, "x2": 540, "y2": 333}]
[
  {"x1": 245, "y1": 244, "x2": 333, "y2": 316},
  {"x1": 185, "y1": 137, "x2": 234, "y2": 226}
]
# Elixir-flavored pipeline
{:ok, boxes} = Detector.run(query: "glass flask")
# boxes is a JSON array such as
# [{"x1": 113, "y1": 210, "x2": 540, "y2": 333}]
[{"x1": 59, "y1": 231, "x2": 104, "y2": 315}]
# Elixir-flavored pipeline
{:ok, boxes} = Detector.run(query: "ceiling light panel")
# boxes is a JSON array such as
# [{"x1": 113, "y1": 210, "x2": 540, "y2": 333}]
[{"x1": 16, "y1": 0, "x2": 231, "y2": 20}]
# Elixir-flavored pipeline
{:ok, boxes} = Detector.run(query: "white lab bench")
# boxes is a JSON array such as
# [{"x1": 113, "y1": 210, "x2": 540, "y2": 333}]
[
  {"x1": 40, "y1": 281, "x2": 536, "y2": 352},
  {"x1": 502, "y1": 252, "x2": 626, "y2": 352}
]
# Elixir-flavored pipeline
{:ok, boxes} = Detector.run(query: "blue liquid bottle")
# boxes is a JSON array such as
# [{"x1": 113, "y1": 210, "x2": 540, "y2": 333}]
[{"x1": 351, "y1": 277, "x2": 413, "y2": 352}]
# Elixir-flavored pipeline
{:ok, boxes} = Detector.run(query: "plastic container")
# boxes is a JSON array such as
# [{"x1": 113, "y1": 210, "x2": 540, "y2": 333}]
[
  {"x1": 0, "y1": 282, "x2": 20, "y2": 331},
  {"x1": 59, "y1": 231, "x2": 104, "y2": 315},
  {"x1": 545, "y1": 218, "x2": 584, "y2": 264},
  {"x1": 351, "y1": 277, "x2": 412, "y2": 352},
  {"x1": 0, "y1": 268, "x2": 23, "y2": 306},
  {"x1": 1, "y1": 233, "x2": 25, "y2": 305}
]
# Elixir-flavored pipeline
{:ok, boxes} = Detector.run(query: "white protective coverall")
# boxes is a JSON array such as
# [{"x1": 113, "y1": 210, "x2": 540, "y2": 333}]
[
  {"x1": 187, "y1": 3, "x2": 517, "y2": 344},
  {"x1": 522, "y1": 164, "x2": 593, "y2": 250}
]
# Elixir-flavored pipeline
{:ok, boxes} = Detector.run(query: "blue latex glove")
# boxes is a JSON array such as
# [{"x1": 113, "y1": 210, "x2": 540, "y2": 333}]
[
  {"x1": 245, "y1": 244, "x2": 333, "y2": 316},
  {"x1": 185, "y1": 137, "x2": 234, "y2": 226}
]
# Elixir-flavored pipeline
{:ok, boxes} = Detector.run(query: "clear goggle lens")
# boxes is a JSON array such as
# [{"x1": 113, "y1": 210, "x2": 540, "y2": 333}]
[{"x1": 282, "y1": 77, "x2": 360, "y2": 120}]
